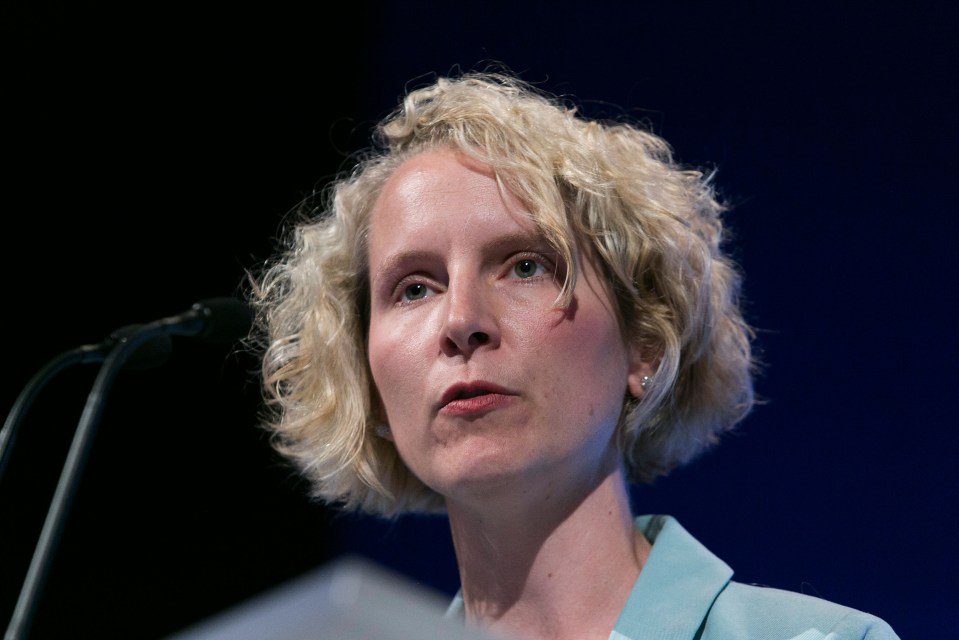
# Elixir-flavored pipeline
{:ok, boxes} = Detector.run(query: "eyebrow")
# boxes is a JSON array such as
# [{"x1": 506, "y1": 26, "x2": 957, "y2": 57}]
[{"x1": 371, "y1": 249, "x2": 437, "y2": 289}]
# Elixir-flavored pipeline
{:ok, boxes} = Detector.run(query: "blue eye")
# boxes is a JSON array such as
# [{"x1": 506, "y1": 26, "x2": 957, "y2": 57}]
[
  {"x1": 403, "y1": 283, "x2": 428, "y2": 300},
  {"x1": 513, "y1": 259, "x2": 542, "y2": 278}
]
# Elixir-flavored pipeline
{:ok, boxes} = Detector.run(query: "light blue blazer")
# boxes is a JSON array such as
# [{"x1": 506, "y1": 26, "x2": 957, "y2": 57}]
[{"x1": 448, "y1": 515, "x2": 899, "y2": 639}]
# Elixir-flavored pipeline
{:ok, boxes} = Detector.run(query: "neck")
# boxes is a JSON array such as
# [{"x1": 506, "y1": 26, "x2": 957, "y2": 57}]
[{"x1": 446, "y1": 463, "x2": 650, "y2": 640}]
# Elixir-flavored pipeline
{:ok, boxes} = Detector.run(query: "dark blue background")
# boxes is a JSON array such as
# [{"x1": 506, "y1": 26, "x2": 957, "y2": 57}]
[{"x1": 3, "y1": 2, "x2": 955, "y2": 638}]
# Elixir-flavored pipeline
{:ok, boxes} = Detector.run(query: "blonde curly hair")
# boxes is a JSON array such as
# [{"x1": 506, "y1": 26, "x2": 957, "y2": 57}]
[{"x1": 248, "y1": 71, "x2": 756, "y2": 516}]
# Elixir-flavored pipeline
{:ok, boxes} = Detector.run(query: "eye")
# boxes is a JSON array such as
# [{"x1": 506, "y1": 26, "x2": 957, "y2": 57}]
[
  {"x1": 512, "y1": 258, "x2": 547, "y2": 279},
  {"x1": 403, "y1": 282, "x2": 430, "y2": 301}
]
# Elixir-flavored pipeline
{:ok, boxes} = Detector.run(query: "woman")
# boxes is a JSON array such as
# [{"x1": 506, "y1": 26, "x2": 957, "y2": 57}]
[{"x1": 248, "y1": 71, "x2": 898, "y2": 639}]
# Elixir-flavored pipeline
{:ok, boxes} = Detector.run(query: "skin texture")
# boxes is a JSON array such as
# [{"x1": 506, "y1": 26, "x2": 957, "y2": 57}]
[{"x1": 366, "y1": 149, "x2": 654, "y2": 639}]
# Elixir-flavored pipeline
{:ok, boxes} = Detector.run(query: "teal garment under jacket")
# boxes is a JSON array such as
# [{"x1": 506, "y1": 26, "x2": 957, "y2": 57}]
[{"x1": 447, "y1": 515, "x2": 899, "y2": 640}]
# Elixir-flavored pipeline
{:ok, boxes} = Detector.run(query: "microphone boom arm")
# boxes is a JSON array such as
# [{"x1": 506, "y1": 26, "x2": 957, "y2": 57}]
[{"x1": 3, "y1": 297, "x2": 251, "y2": 640}]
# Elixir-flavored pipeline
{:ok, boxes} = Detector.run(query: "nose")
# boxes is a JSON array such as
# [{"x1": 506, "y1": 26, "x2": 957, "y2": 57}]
[{"x1": 441, "y1": 278, "x2": 500, "y2": 357}]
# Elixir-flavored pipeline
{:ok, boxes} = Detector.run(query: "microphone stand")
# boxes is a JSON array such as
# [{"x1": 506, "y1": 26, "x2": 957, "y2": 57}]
[
  {"x1": 0, "y1": 345, "x2": 107, "y2": 484},
  {"x1": 4, "y1": 324, "x2": 173, "y2": 640}
]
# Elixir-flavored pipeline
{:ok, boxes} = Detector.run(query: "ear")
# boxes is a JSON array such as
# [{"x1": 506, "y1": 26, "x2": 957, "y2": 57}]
[{"x1": 626, "y1": 341, "x2": 658, "y2": 398}]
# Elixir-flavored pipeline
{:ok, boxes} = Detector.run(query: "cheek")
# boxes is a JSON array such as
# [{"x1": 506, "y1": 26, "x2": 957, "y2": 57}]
[
  {"x1": 368, "y1": 327, "x2": 406, "y2": 415},
  {"x1": 367, "y1": 316, "x2": 446, "y2": 482},
  {"x1": 525, "y1": 303, "x2": 628, "y2": 417},
  {"x1": 530, "y1": 301, "x2": 622, "y2": 364},
  {"x1": 367, "y1": 316, "x2": 434, "y2": 422}
]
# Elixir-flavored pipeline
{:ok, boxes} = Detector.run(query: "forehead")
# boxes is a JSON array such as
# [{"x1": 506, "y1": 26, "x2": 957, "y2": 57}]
[{"x1": 368, "y1": 149, "x2": 538, "y2": 246}]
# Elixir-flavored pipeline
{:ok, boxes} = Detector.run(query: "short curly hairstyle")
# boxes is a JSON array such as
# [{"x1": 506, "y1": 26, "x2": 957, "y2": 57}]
[{"x1": 248, "y1": 71, "x2": 756, "y2": 516}]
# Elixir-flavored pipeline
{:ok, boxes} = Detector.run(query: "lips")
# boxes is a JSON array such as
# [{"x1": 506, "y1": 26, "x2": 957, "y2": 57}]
[{"x1": 439, "y1": 381, "x2": 516, "y2": 416}]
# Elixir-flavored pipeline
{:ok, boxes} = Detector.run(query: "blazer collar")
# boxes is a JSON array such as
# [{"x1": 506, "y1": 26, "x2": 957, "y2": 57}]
[{"x1": 611, "y1": 515, "x2": 733, "y2": 640}]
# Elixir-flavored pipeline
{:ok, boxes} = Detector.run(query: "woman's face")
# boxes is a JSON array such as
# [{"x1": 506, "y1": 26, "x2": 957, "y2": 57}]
[{"x1": 366, "y1": 149, "x2": 649, "y2": 507}]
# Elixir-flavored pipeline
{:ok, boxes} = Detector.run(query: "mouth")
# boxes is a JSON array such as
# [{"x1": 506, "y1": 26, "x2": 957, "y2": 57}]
[
  {"x1": 439, "y1": 381, "x2": 513, "y2": 409},
  {"x1": 456, "y1": 388, "x2": 490, "y2": 400}
]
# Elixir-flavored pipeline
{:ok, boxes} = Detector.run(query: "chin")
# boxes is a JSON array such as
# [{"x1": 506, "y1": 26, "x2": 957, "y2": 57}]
[{"x1": 429, "y1": 448, "x2": 557, "y2": 503}]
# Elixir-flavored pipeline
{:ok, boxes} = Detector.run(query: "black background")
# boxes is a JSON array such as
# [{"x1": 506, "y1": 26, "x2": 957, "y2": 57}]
[{"x1": 3, "y1": 2, "x2": 956, "y2": 638}]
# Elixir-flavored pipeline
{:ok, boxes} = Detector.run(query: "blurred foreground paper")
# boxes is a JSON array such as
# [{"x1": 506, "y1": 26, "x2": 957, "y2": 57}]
[{"x1": 164, "y1": 555, "x2": 495, "y2": 640}]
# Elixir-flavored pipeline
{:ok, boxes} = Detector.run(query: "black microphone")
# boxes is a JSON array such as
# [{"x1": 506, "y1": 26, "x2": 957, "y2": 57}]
[
  {"x1": 1, "y1": 296, "x2": 253, "y2": 481},
  {"x1": 3, "y1": 296, "x2": 254, "y2": 640},
  {"x1": 139, "y1": 296, "x2": 253, "y2": 344},
  {"x1": 73, "y1": 297, "x2": 253, "y2": 383}
]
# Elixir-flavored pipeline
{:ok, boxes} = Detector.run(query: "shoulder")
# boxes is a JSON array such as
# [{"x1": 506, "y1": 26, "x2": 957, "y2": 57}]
[{"x1": 703, "y1": 581, "x2": 900, "y2": 640}]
